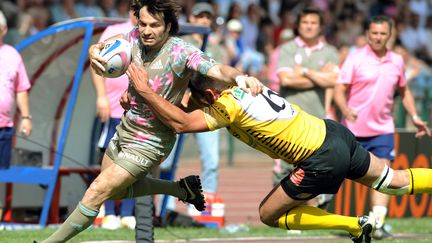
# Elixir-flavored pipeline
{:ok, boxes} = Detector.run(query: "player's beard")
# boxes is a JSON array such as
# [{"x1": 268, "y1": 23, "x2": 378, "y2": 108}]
[{"x1": 141, "y1": 31, "x2": 170, "y2": 52}]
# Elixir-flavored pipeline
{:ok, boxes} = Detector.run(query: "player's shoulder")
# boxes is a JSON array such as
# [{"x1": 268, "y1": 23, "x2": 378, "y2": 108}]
[
  {"x1": 169, "y1": 36, "x2": 201, "y2": 51},
  {"x1": 170, "y1": 36, "x2": 189, "y2": 45}
]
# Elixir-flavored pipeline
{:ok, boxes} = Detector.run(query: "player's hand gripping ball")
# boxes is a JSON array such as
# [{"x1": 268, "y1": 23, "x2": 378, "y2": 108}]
[{"x1": 99, "y1": 38, "x2": 132, "y2": 78}]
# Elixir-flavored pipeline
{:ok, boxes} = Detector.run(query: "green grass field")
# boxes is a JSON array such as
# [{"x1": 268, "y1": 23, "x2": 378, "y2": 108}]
[{"x1": 2, "y1": 217, "x2": 432, "y2": 243}]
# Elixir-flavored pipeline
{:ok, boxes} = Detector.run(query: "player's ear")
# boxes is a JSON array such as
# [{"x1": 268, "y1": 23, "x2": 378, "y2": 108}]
[
  {"x1": 204, "y1": 89, "x2": 216, "y2": 104},
  {"x1": 166, "y1": 23, "x2": 171, "y2": 33}
]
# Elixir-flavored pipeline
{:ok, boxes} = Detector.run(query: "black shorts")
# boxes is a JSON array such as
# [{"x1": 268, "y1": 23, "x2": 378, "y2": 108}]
[{"x1": 280, "y1": 119, "x2": 370, "y2": 200}]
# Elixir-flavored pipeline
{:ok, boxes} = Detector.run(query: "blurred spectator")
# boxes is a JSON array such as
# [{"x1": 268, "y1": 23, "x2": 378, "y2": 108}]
[
  {"x1": 76, "y1": 0, "x2": 105, "y2": 18},
  {"x1": 408, "y1": 0, "x2": 429, "y2": 27},
  {"x1": 273, "y1": 8, "x2": 294, "y2": 46},
  {"x1": 260, "y1": 0, "x2": 281, "y2": 26},
  {"x1": 99, "y1": 0, "x2": 117, "y2": 18},
  {"x1": 276, "y1": 7, "x2": 339, "y2": 119},
  {"x1": 226, "y1": 2, "x2": 242, "y2": 22},
  {"x1": 349, "y1": 35, "x2": 367, "y2": 54},
  {"x1": 394, "y1": 45, "x2": 432, "y2": 103},
  {"x1": 1, "y1": 1, "x2": 26, "y2": 45},
  {"x1": 225, "y1": 19, "x2": 243, "y2": 67},
  {"x1": 0, "y1": 10, "x2": 32, "y2": 169},
  {"x1": 26, "y1": 5, "x2": 52, "y2": 35},
  {"x1": 267, "y1": 28, "x2": 294, "y2": 91},
  {"x1": 421, "y1": 15, "x2": 432, "y2": 64},
  {"x1": 112, "y1": 0, "x2": 131, "y2": 19},
  {"x1": 334, "y1": 12, "x2": 365, "y2": 47},
  {"x1": 240, "y1": 3, "x2": 262, "y2": 51},
  {"x1": 224, "y1": 18, "x2": 265, "y2": 77},
  {"x1": 274, "y1": 6, "x2": 339, "y2": 209},
  {"x1": 398, "y1": 11, "x2": 427, "y2": 55},
  {"x1": 256, "y1": 17, "x2": 274, "y2": 67},
  {"x1": 50, "y1": 0, "x2": 79, "y2": 23}
]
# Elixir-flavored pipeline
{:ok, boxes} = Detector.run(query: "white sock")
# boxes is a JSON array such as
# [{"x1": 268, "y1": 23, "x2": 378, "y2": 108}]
[{"x1": 372, "y1": 206, "x2": 388, "y2": 228}]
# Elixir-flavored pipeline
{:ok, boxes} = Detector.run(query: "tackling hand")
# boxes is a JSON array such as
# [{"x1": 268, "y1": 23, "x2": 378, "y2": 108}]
[
  {"x1": 126, "y1": 63, "x2": 153, "y2": 96},
  {"x1": 120, "y1": 89, "x2": 130, "y2": 111},
  {"x1": 235, "y1": 75, "x2": 264, "y2": 96}
]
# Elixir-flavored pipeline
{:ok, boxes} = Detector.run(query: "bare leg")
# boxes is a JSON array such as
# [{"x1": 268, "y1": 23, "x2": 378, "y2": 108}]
[
  {"x1": 355, "y1": 153, "x2": 410, "y2": 190},
  {"x1": 259, "y1": 185, "x2": 305, "y2": 227},
  {"x1": 258, "y1": 184, "x2": 364, "y2": 236}
]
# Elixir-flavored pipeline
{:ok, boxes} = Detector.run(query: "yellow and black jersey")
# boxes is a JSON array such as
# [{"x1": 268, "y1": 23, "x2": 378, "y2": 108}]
[{"x1": 203, "y1": 86, "x2": 326, "y2": 164}]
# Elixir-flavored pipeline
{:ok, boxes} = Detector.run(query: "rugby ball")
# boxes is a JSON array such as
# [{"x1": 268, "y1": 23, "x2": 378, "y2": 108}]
[{"x1": 99, "y1": 38, "x2": 132, "y2": 78}]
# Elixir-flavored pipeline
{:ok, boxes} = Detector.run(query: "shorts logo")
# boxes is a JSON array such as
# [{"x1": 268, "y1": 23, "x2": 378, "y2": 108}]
[
  {"x1": 290, "y1": 167, "x2": 305, "y2": 186},
  {"x1": 119, "y1": 151, "x2": 150, "y2": 166}
]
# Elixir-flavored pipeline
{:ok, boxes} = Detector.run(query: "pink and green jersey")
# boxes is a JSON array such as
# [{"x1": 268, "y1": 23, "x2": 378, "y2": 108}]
[{"x1": 112, "y1": 28, "x2": 217, "y2": 165}]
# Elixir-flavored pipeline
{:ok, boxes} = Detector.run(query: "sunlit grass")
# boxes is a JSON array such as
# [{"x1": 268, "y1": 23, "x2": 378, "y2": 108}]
[{"x1": 2, "y1": 217, "x2": 432, "y2": 243}]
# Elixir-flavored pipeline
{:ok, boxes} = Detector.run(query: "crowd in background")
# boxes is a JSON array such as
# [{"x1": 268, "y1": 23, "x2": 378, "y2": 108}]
[{"x1": 1, "y1": 0, "x2": 432, "y2": 121}]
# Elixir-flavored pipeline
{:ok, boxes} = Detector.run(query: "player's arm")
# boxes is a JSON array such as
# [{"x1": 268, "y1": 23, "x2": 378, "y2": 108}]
[
  {"x1": 398, "y1": 85, "x2": 431, "y2": 137},
  {"x1": 126, "y1": 63, "x2": 210, "y2": 133},
  {"x1": 206, "y1": 64, "x2": 263, "y2": 96}
]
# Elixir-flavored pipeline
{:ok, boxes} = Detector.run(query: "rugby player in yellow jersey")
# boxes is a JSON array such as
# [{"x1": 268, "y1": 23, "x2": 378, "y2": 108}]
[{"x1": 126, "y1": 64, "x2": 432, "y2": 243}]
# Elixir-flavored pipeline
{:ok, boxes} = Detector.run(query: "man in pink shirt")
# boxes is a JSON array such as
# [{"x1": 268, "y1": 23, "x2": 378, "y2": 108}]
[
  {"x1": 0, "y1": 10, "x2": 32, "y2": 169},
  {"x1": 334, "y1": 15, "x2": 430, "y2": 240}
]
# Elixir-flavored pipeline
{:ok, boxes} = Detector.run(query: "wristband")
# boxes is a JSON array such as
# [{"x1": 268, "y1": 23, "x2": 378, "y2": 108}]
[
  {"x1": 412, "y1": 115, "x2": 421, "y2": 121},
  {"x1": 235, "y1": 75, "x2": 247, "y2": 88},
  {"x1": 21, "y1": 115, "x2": 32, "y2": 120}
]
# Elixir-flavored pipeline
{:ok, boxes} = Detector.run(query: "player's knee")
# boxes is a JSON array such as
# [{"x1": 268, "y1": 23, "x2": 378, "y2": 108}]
[
  {"x1": 87, "y1": 176, "x2": 114, "y2": 198},
  {"x1": 259, "y1": 207, "x2": 278, "y2": 227},
  {"x1": 372, "y1": 165, "x2": 409, "y2": 195}
]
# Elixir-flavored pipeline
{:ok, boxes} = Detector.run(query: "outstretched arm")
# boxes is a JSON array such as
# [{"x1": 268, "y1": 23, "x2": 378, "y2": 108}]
[
  {"x1": 126, "y1": 64, "x2": 210, "y2": 133},
  {"x1": 206, "y1": 64, "x2": 263, "y2": 96},
  {"x1": 399, "y1": 85, "x2": 431, "y2": 138}
]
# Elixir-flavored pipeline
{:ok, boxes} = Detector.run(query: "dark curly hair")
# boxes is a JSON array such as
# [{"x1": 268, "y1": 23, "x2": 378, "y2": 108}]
[
  {"x1": 367, "y1": 15, "x2": 393, "y2": 31},
  {"x1": 130, "y1": 0, "x2": 181, "y2": 35}
]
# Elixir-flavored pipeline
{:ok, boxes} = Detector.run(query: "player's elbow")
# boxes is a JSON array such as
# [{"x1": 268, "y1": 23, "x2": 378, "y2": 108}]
[{"x1": 170, "y1": 122, "x2": 190, "y2": 134}]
